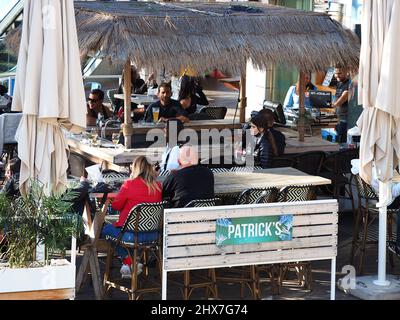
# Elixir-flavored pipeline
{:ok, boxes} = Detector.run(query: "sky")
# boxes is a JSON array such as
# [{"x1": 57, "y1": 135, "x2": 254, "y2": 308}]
[{"x1": 0, "y1": 0, "x2": 18, "y2": 22}]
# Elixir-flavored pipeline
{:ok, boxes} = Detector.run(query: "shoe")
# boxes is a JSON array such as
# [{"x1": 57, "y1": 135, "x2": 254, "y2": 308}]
[{"x1": 387, "y1": 241, "x2": 400, "y2": 257}]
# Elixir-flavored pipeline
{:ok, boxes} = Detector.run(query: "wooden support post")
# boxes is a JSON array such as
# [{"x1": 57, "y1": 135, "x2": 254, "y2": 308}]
[
  {"x1": 298, "y1": 71, "x2": 306, "y2": 142},
  {"x1": 123, "y1": 60, "x2": 132, "y2": 148},
  {"x1": 239, "y1": 75, "x2": 247, "y2": 124}
]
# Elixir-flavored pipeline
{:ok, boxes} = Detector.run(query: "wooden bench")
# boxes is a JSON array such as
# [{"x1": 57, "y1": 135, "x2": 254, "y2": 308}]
[{"x1": 162, "y1": 199, "x2": 338, "y2": 300}]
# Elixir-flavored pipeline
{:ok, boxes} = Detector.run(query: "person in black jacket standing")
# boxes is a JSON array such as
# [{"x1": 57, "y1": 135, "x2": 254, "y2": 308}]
[{"x1": 249, "y1": 111, "x2": 286, "y2": 168}]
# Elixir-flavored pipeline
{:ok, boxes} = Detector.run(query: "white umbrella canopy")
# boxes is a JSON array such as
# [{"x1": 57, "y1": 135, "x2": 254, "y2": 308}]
[
  {"x1": 357, "y1": 0, "x2": 400, "y2": 286},
  {"x1": 12, "y1": 0, "x2": 86, "y2": 194},
  {"x1": 358, "y1": 0, "x2": 400, "y2": 184}
]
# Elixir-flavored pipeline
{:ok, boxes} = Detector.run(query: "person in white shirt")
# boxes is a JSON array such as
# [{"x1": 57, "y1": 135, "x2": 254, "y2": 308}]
[
  {"x1": 283, "y1": 73, "x2": 316, "y2": 110},
  {"x1": 351, "y1": 159, "x2": 400, "y2": 256},
  {"x1": 159, "y1": 119, "x2": 185, "y2": 173}
]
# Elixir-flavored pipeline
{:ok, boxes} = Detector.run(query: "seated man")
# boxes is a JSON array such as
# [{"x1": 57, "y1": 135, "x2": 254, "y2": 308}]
[
  {"x1": 86, "y1": 89, "x2": 113, "y2": 126},
  {"x1": 162, "y1": 145, "x2": 214, "y2": 208},
  {"x1": 145, "y1": 82, "x2": 189, "y2": 123}
]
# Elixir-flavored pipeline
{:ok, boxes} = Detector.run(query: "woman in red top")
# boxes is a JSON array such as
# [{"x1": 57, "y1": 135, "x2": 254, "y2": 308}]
[{"x1": 101, "y1": 156, "x2": 162, "y2": 277}]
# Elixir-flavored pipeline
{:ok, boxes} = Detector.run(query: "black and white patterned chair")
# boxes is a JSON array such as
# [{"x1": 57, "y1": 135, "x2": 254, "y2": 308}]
[
  {"x1": 210, "y1": 168, "x2": 230, "y2": 174},
  {"x1": 177, "y1": 198, "x2": 221, "y2": 300},
  {"x1": 236, "y1": 187, "x2": 279, "y2": 205},
  {"x1": 103, "y1": 201, "x2": 167, "y2": 300},
  {"x1": 277, "y1": 185, "x2": 317, "y2": 202},
  {"x1": 351, "y1": 174, "x2": 397, "y2": 275},
  {"x1": 276, "y1": 185, "x2": 316, "y2": 292},
  {"x1": 216, "y1": 187, "x2": 279, "y2": 299},
  {"x1": 185, "y1": 198, "x2": 222, "y2": 208},
  {"x1": 102, "y1": 172, "x2": 129, "y2": 191},
  {"x1": 199, "y1": 106, "x2": 227, "y2": 119},
  {"x1": 230, "y1": 166, "x2": 263, "y2": 172},
  {"x1": 158, "y1": 169, "x2": 171, "y2": 177}
]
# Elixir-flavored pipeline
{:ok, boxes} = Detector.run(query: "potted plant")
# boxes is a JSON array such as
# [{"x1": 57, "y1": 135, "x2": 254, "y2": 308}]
[{"x1": 0, "y1": 180, "x2": 83, "y2": 300}]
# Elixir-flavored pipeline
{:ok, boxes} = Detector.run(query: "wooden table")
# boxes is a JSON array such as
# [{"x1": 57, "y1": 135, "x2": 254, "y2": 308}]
[
  {"x1": 76, "y1": 193, "x2": 116, "y2": 300},
  {"x1": 87, "y1": 119, "x2": 242, "y2": 137},
  {"x1": 67, "y1": 135, "x2": 233, "y2": 172},
  {"x1": 213, "y1": 167, "x2": 330, "y2": 194},
  {"x1": 278, "y1": 127, "x2": 340, "y2": 154},
  {"x1": 114, "y1": 93, "x2": 158, "y2": 105}
]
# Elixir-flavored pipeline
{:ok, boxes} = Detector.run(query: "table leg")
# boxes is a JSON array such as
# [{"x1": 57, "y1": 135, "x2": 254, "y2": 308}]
[
  {"x1": 88, "y1": 246, "x2": 104, "y2": 300},
  {"x1": 76, "y1": 249, "x2": 90, "y2": 292}
]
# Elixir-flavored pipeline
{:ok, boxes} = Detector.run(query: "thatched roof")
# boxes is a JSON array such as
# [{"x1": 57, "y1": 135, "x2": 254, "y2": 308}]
[{"x1": 7, "y1": 1, "x2": 360, "y2": 74}]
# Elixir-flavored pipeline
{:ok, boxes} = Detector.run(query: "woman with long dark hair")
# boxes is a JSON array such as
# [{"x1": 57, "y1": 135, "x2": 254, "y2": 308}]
[{"x1": 249, "y1": 110, "x2": 286, "y2": 168}]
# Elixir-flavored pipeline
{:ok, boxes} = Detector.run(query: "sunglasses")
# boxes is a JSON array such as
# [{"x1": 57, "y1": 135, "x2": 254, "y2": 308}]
[{"x1": 88, "y1": 98, "x2": 98, "y2": 103}]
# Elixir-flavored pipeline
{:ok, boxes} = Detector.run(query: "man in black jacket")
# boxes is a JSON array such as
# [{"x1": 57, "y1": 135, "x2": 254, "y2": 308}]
[{"x1": 162, "y1": 145, "x2": 214, "y2": 208}]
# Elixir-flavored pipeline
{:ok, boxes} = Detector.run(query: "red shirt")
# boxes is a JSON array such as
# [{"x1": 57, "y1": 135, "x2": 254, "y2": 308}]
[{"x1": 111, "y1": 178, "x2": 162, "y2": 227}]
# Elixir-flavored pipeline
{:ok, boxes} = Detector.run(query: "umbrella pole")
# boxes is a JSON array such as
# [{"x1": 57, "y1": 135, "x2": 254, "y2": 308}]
[
  {"x1": 298, "y1": 71, "x2": 305, "y2": 142},
  {"x1": 374, "y1": 180, "x2": 391, "y2": 286},
  {"x1": 239, "y1": 74, "x2": 246, "y2": 124},
  {"x1": 123, "y1": 60, "x2": 132, "y2": 148}
]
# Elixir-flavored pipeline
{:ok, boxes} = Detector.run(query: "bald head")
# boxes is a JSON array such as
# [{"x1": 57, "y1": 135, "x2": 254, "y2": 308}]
[{"x1": 178, "y1": 145, "x2": 199, "y2": 168}]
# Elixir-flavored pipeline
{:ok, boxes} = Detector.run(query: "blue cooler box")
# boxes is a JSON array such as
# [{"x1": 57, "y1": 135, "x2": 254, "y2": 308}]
[{"x1": 321, "y1": 128, "x2": 339, "y2": 143}]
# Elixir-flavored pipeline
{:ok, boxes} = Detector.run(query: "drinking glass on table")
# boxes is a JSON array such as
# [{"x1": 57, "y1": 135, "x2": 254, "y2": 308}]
[
  {"x1": 91, "y1": 128, "x2": 99, "y2": 146},
  {"x1": 86, "y1": 131, "x2": 93, "y2": 145},
  {"x1": 112, "y1": 133, "x2": 120, "y2": 149},
  {"x1": 152, "y1": 106, "x2": 160, "y2": 123}
]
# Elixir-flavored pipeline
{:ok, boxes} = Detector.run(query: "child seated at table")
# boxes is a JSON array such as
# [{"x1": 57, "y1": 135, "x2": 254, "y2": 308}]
[{"x1": 101, "y1": 156, "x2": 162, "y2": 278}]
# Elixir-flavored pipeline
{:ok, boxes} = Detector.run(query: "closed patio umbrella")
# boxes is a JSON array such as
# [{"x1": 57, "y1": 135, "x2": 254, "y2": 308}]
[
  {"x1": 12, "y1": 0, "x2": 86, "y2": 195},
  {"x1": 357, "y1": 0, "x2": 400, "y2": 286}
]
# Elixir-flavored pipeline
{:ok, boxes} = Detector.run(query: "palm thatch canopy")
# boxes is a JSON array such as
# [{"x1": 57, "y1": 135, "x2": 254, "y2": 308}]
[{"x1": 7, "y1": 1, "x2": 359, "y2": 74}]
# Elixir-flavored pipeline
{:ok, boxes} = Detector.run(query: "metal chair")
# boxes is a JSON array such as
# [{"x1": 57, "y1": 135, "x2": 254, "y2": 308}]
[
  {"x1": 217, "y1": 187, "x2": 279, "y2": 299},
  {"x1": 292, "y1": 151, "x2": 326, "y2": 176},
  {"x1": 269, "y1": 156, "x2": 295, "y2": 169},
  {"x1": 275, "y1": 185, "x2": 317, "y2": 292},
  {"x1": 320, "y1": 148, "x2": 359, "y2": 214},
  {"x1": 180, "y1": 198, "x2": 222, "y2": 300},
  {"x1": 103, "y1": 201, "x2": 167, "y2": 300},
  {"x1": 199, "y1": 106, "x2": 227, "y2": 119},
  {"x1": 350, "y1": 174, "x2": 396, "y2": 275}
]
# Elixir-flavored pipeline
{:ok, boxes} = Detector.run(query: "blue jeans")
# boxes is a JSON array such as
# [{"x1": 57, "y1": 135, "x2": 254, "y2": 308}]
[
  {"x1": 101, "y1": 223, "x2": 158, "y2": 259},
  {"x1": 335, "y1": 121, "x2": 348, "y2": 143}
]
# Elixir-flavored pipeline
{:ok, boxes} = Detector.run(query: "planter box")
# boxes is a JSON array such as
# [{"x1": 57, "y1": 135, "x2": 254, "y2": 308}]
[{"x1": 0, "y1": 263, "x2": 76, "y2": 300}]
